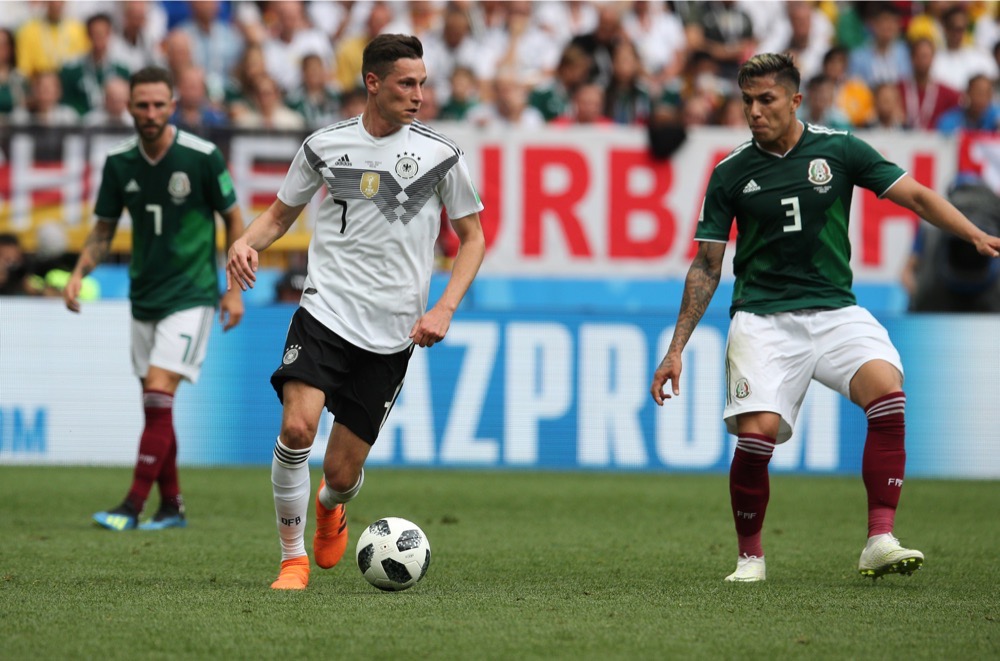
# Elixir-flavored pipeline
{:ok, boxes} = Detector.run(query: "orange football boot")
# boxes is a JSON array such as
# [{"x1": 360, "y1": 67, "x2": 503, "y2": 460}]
[
  {"x1": 270, "y1": 556, "x2": 310, "y2": 590},
  {"x1": 313, "y1": 479, "x2": 349, "y2": 569}
]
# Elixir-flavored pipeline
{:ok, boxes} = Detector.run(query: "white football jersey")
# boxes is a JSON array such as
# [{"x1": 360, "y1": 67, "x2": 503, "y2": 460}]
[{"x1": 277, "y1": 117, "x2": 484, "y2": 354}]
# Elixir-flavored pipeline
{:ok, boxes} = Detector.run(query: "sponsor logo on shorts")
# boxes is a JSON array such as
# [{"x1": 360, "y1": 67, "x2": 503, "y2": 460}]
[
  {"x1": 282, "y1": 344, "x2": 301, "y2": 365},
  {"x1": 735, "y1": 378, "x2": 751, "y2": 399}
]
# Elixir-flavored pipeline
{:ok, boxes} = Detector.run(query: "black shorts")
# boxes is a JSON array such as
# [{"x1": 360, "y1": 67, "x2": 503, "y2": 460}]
[{"x1": 270, "y1": 307, "x2": 412, "y2": 445}]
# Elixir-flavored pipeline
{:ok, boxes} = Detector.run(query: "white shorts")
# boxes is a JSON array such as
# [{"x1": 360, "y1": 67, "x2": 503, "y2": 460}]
[
  {"x1": 131, "y1": 306, "x2": 215, "y2": 384},
  {"x1": 723, "y1": 306, "x2": 903, "y2": 444}
]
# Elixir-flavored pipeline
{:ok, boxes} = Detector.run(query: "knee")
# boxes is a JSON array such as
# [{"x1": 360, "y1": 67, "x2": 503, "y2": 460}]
[
  {"x1": 280, "y1": 418, "x2": 317, "y2": 450},
  {"x1": 323, "y1": 465, "x2": 361, "y2": 493}
]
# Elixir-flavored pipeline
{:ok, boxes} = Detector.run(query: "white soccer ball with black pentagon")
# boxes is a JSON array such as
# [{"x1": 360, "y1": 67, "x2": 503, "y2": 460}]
[{"x1": 356, "y1": 517, "x2": 431, "y2": 591}]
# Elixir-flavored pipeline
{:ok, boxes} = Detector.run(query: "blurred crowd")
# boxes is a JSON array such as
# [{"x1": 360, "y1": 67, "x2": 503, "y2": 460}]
[{"x1": 0, "y1": 0, "x2": 997, "y2": 135}]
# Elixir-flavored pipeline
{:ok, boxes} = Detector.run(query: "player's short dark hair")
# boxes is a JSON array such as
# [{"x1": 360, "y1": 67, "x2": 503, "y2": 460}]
[
  {"x1": 130, "y1": 66, "x2": 174, "y2": 93},
  {"x1": 362, "y1": 34, "x2": 423, "y2": 81},
  {"x1": 737, "y1": 53, "x2": 801, "y2": 93}
]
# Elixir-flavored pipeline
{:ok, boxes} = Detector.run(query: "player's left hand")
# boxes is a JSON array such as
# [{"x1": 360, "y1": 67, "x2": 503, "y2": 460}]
[
  {"x1": 974, "y1": 233, "x2": 1000, "y2": 258},
  {"x1": 219, "y1": 288, "x2": 244, "y2": 331},
  {"x1": 410, "y1": 306, "x2": 453, "y2": 347}
]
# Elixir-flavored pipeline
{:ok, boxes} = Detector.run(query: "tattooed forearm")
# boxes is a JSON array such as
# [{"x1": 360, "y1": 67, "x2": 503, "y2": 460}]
[
  {"x1": 75, "y1": 220, "x2": 116, "y2": 276},
  {"x1": 667, "y1": 245, "x2": 723, "y2": 356}
]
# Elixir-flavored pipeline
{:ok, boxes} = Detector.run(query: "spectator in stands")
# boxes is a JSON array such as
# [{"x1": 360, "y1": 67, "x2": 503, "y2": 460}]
[
  {"x1": 759, "y1": 0, "x2": 833, "y2": 84},
  {"x1": 622, "y1": 0, "x2": 687, "y2": 90},
  {"x1": 286, "y1": 53, "x2": 341, "y2": 130},
  {"x1": 799, "y1": 73, "x2": 852, "y2": 129},
  {"x1": 694, "y1": 1, "x2": 756, "y2": 81},
  {"x1": 415, "y1": 82, "x2": 440, "y2": 122},
  {"x1": 438, "y1": 65, "x2": 479, "y2": 121},
  {"x1": 233, "y1": 75, "x2": 305, "y2": 131},
  {"x1": 420, "y1": 4, "x2": 479, "y2": 105},
  {"x1": 717, "y1": 94, "x2": 746, "y2": 127},
  {"x1": 867, "y1": 82, "x2": 907, "y2": 130},
  {"x1": 479, "y1": 1, "x2": 559, "y2": 94},
  {"x1": 261, "y1": 0, "x2": 332, "y2": 93},
  {"x1": 466, "y1": 69, "x2": 545, "y2": 128},
  {"x1": 110, "y1": 1, "x2": 167, "y2": 74},
  {"x1": 335, "y1": 1, "x2": 394, "y2": 92},
  {"x1": 603, "y1": 39, "x2": 654, "y2": 125},
  {"x1": 338, "y1": 86, "x2": 367, "y2": 119},
  {"x1": 897, "y1": 38, "x2": 962, "y2": 131},
  {"x1": 931, "y1": 5, "x2": 999, "y2": 92},
  {"x1": 16, "y1": 0, "x2": 88, "y2": 78},
  {"x1": 177, "y1": 0, "x2": 244, "y2": 105},
  {"x1": 83, "y1": 75, "x2": 132, "y2": 127},
  {"x1": 59, "y1": 13, "x2": 131, "y2": 117},
  {"x1": 847, "y1": 2, "x2": 912, "y2": 88},
  {"x1": 535, "y1": 0, "x2": 598, "y2": 46},
  {"x1": 821, "y1": 45, "x2": 874, "y2": 127},
  {"x1": 903, "y1": 177, "x2": 1000, "y2": 313},
  {"x1": 224, "y1": 42, "x2": 267, "y2": 122},
  {"x1": 570, "y1": 2, "x2": 626, "y2": 87},
  {"x1": 171, "y1": 65, "x2": 227, "y2": 134},
  {"x1": 0, "y1": 28, "x2": 27, "y2": 117},
  {"x1": 528, "y1": 43, "x2": 593, "y2": 122},
  {"x1": 162, "y1": 29, "x2": 195, "y2": 84},
  {"x1": 0, "y1": 232, "x2": 28, "y2": 295},
  {"x1": 936, "y1": 74, "x2": 1000, "y2": 135},
  {"x1": 552, "y1": 82, "x2": 613, "y2": 126},
  {"x1": 11, "y1": 70, "x2": 77, "y2": 126}
]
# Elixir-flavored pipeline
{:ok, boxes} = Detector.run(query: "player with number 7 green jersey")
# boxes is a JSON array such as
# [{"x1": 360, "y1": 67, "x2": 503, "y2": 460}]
[
  {"x1": 696, "y1": 124, "x2": 906, "y2": 317},
  {"x1": 94, "y1": 129, "x2": 238, "y2": 320}
]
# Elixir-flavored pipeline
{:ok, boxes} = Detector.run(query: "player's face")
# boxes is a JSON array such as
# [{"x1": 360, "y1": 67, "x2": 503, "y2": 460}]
[
  {"x1": 129, "y1": 81, "x2": 176, "y2": 143},
  {"x1": 740, "y1": 75, "x2": 802, "y2": 149},
  {"x1": 370, "y1": 58, "x2": 427, "y2": 129}
]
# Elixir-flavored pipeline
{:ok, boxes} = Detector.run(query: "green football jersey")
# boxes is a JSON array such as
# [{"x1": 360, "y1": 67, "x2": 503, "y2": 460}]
[
  {"x1": 697, "y1": 124, "x2": 906, "y2": 317},
  {"x1": 94, "y1": 129, "x2": 237, "y2": 321}
]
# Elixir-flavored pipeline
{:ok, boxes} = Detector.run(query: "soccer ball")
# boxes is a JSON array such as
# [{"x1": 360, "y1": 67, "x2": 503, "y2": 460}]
[{"x1": 356, "y1": 517, "x2": 431, "y2": 591}]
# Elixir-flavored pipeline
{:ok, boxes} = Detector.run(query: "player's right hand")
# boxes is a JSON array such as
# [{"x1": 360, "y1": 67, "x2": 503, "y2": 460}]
[
  {"x1": 650, "y1": 352, "x2": 682, "y2": 406},
  {"x1": 226, "y1": 239, "x2": 258, "y2": 291},
  {"x1": 63, "y1": 274, "x2": 83, "y2": 313}
]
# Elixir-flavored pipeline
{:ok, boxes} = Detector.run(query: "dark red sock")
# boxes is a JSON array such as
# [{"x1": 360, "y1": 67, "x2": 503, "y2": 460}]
[
  {"x1": 158, "y1": 431, "x2": 182, "y2": 510},
  {"x1": 126, "y1": 390, "x2": 175, "y2": 512},
  {"x1": 862, "y1": 392, "x2": 906, "y2": 537},
  {"x1": 730, "y1": 433, "x2": 775, "y2": 557}
]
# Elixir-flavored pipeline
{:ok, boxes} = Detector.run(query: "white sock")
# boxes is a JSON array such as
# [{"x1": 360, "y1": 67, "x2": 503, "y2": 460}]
[
  {"x1": 271, "y1": 437, "x2": 311, "y2": 561},
  {"x1": 318, "y1": 468, "x2": 364, "y2": 509}
]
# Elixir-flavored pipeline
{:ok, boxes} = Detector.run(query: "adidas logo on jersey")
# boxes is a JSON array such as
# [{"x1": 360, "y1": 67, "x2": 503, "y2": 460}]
[
  {"x1": 125, "y1": 179, "x2": 141, "y2": 193},
  {"x1": 334, "y1": 154, "x2": 352, "y2": 167},
  {"x1": 742, "y1": 179, "x2": 761, "y2": 194}
]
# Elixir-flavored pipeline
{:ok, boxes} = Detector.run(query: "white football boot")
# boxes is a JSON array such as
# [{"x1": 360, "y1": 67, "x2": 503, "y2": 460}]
[
  {"x1": 858, "y1": 533, "x2": 924, "y2": 579},
  {"x1": 724, "y1": 553, "x2": 766, "y2": 582}
]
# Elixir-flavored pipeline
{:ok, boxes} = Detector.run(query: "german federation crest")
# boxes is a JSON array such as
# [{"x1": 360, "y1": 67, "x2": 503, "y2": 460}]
[
  {"x1": 361, "y1": 172, "x2": 380, "y2": 199},
  {"x1": 807, "y1": 159, "x2": 833, "y2": 185},
  {"x1": 168, "y1": 172, "x2": 191, "y2": 203},
  {"x1": 395, "y1": 154, "x2": 418, "y2": 179}
]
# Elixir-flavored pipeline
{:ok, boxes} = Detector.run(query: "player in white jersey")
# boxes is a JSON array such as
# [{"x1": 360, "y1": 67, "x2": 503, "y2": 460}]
[{"x1": 227, "y1": 34, "x2": 486, "y2": 590}]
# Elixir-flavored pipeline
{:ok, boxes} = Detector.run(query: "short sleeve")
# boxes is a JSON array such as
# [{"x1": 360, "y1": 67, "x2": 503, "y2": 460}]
[
  {"x1": 93, "y1": 157, "x2": 124, "y2": 222},
  {"x1": 208, "y1": 148, "x2": 238, "y2": 212},
  {"x1": 845, "y1": 134, "x2": 906, "y2": 198},
  {"x1": 277, "y1": 143, "x2": 325, "y2": 207},
  {"x1": 437, "y1": 153, "x2": 484, "y2": 220},
  {"x1": 694, "y1": 168, "x2": 734, "y2": 242}
]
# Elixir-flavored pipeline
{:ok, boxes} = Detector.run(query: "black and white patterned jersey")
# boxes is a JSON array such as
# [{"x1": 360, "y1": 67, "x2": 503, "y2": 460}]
[{"x1": 277, "y1": 117, "x2": 483, "y2": 353}]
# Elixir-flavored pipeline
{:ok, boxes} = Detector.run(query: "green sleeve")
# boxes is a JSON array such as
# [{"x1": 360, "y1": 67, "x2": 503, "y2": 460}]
[
  {"x1": 93, "y1": 157, "x2": 123, "y2": 221},
  {"x1": 208, "y1": 147, "x2": 238, "y2": 212},
  {"x1": 694, "y1": 169, "x2": 734, "y2": 242},
  {"x1": 845, "y1": 134, "x2": 907, "y2": 197}
]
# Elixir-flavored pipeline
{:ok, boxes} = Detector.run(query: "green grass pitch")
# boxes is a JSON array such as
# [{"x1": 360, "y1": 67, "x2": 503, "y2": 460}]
[{"x1": 1, "y1": 466, "x2": 997, "y2": 659}]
